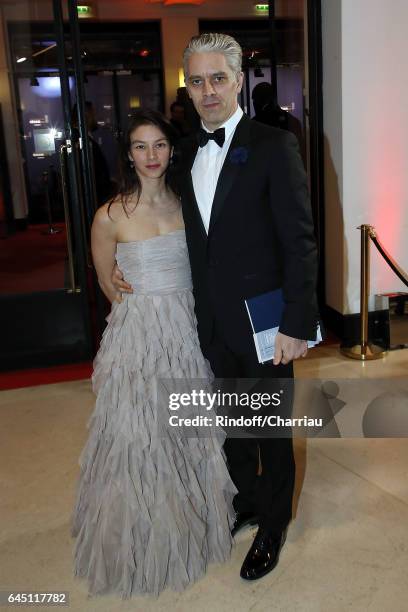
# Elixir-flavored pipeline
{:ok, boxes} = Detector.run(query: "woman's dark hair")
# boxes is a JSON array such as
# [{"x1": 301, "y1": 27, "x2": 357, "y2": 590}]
[{"x1": 108, "y1": 108, "x2": 179, "y2": 217}]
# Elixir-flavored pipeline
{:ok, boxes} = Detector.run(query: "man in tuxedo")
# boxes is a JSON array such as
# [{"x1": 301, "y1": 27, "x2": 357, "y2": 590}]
[{"x1": 113, "y1": 33, "x2": 318, "y2": 581}]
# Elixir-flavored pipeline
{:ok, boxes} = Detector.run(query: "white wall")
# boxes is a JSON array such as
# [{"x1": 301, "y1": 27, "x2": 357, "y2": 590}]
[
  {"x1": 322, "y1": 0, "x2": 344, "y2": 313},
  {"x1": 323, "y1": 0, "x2": 408, "y2": 315}
]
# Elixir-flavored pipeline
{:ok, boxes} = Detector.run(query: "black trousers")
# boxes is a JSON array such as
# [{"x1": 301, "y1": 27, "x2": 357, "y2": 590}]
[{"x1": 203, "y1": 327, "x2": 295, "y2": 537}]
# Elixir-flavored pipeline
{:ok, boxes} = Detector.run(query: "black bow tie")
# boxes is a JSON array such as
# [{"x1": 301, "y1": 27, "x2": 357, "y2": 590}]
[{"x1": 197, "y1": 127, "x2": 225, "y2": 148}]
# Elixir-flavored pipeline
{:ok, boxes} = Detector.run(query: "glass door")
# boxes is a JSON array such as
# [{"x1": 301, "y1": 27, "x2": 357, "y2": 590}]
[
  {"x1": 1, "y1": 8, "x2": 166, "y2": 371},
  {"x1": 0, "y1": 0, "x2": 96, "y2": 370}
]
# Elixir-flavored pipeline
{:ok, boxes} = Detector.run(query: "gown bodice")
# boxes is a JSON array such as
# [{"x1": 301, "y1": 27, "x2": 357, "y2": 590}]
[{"x1": 115, "y1": 229, "x2": 192, "y2": 295}]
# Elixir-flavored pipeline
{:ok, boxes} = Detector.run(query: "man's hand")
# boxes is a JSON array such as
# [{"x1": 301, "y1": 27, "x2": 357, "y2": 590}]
[
  {"x1": 111, "y1": 263, "x2": 133, "y2": 303},
  {"x1": 273, "y1": 332, "x2": 308, "y2": 365}
]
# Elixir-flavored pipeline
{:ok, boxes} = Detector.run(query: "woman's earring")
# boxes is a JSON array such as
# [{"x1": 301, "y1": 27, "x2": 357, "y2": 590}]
[{"x1": 129, "y1": 160, "x2": 134, "y2": 169}]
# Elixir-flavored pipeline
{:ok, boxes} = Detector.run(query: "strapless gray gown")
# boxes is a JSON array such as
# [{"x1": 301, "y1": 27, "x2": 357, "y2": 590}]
[{"x1": 71, "y1": 230, "x2": 236, "y2": 598}]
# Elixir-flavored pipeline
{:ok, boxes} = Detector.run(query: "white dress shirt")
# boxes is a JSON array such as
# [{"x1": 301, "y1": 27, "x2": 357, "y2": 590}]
[{"x1": 191, "y1": 105, "x2": 243, "y2": 233}]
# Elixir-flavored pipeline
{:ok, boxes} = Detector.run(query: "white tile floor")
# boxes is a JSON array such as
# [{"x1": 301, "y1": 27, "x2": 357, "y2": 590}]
[{"x1": 0, "y1": 346, "x2": 407, "y2": 612}]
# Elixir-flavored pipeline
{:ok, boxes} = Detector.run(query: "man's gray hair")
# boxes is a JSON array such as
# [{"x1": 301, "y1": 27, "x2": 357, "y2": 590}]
[{"x1": 183, "y1": 33, "x2": 242, "y2": 78}]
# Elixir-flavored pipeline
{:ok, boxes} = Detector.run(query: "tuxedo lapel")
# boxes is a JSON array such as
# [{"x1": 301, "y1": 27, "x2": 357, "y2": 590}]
[
  {"x1": 208, "y1": 114, "x2": 252, "y2": 234},
  {"x1": 181, "y1": 136, "x2": 207, "y2": 242}
]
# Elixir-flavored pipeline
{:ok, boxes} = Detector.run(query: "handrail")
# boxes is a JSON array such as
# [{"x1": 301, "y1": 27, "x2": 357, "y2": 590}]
[{"x1": 367, "y1": 227, "x2": 408, "y2": 288}]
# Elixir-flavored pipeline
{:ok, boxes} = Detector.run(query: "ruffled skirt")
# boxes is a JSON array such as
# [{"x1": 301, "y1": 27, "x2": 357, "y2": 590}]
[{"x1": 71, "y1": 290, "x2": 236, "y2": 598}]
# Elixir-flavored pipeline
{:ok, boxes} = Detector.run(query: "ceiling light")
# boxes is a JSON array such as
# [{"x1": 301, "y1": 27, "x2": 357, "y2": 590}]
[{"x1": 16, "y1": 57, "x2": 27, "y2": 63}]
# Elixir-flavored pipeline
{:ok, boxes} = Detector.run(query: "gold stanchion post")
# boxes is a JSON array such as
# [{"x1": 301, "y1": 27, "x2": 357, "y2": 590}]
[{"x1": 341, "y1": 225, "x2": 387, "y2": 360}]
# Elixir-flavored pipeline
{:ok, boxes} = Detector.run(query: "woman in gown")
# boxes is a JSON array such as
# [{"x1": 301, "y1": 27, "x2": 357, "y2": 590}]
[{"x1": 71, "y1": 109, "x2": 236, "y2": 598}]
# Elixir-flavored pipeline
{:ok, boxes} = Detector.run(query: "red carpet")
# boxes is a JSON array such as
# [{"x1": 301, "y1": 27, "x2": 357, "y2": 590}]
[
  {"x1": 0, "y1": 362, "x2": 92, "y2": 391},
  {"x1": 0, "y1": 224, "x2": 67, "y2": 294}
]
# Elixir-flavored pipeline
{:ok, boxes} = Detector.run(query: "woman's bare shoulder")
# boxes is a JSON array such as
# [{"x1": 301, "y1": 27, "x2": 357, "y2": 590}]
[{"x1": 93, "y1": 198, "x2": 124, "y2": 227}]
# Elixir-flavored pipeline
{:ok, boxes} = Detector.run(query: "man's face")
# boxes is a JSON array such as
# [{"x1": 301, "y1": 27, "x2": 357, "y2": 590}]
[{"x1": 185, "y1": 52, "x2": 243, "y2": 130}]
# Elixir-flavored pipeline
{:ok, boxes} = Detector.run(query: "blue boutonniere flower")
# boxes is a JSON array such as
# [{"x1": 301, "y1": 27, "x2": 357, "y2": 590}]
[{"x1": 229, "y1": 146, "x2": 249, "y2": 165}]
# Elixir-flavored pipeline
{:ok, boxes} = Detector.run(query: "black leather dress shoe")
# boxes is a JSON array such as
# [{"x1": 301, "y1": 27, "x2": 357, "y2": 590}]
[
  {"x1": 231, "y1": 511, "x2": 259, "y2": 537},
  {"x1": 240, "y1": 527, "x2": 287, "y2": 580}
]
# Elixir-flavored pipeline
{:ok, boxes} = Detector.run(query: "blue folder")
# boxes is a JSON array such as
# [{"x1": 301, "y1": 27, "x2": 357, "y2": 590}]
[
  {"x1": 245, "y1": 288, "x2": 284, "y2": 333},
  {"x1": 245, "y1": 289, "x2": 322, "y2": 363}
]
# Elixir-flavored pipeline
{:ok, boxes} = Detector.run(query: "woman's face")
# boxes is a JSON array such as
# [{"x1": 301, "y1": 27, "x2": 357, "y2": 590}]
[{"x1": 128, "y1": 123, "x2": 172, "y2": 179}]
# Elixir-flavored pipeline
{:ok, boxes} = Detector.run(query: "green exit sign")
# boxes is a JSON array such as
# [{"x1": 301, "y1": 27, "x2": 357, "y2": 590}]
[
  {"x1": 77, "y1": 5, "x2": 92, "y2": 17},
  {"x1": 255, "y1": 3, "x2": 269, "y2": 12}
]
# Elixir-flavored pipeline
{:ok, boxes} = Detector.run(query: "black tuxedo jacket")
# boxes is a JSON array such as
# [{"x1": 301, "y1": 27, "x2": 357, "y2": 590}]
[{"x1": 177, "y1": 113, "x2": 318, "y2": 354}]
